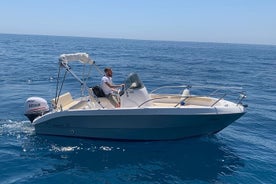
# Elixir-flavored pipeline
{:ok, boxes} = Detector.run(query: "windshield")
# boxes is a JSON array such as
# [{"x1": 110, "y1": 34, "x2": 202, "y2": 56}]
[{"x1": 125, "y1": 73, "x2": 144, "y2": 89}]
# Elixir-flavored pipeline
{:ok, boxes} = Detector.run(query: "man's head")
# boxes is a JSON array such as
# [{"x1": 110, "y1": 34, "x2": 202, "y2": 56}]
[{"x1": 104, "y1": 68, "x2": 113, "y2": 77}]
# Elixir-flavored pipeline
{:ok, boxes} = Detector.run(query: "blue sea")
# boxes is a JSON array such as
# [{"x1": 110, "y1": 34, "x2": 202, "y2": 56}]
[{"x1": 0, "y1": 34, "x2": 275, "y2": 184}]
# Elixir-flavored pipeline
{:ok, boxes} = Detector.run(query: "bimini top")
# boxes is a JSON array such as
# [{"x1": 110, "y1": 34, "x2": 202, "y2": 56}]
[{"x1": 59, "y1": 53, "x2": 94, "y2": 65}]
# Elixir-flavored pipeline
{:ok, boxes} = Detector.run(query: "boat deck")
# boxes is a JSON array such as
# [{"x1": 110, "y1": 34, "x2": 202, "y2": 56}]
[{"x1": 52, "y1": 92, "x2": 224, "y2": 111}]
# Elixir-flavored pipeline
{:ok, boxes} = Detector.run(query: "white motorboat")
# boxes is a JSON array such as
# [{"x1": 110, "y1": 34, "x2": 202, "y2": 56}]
[{"x1": 24, "y1": 53, "x2": 247, "y2": 140}]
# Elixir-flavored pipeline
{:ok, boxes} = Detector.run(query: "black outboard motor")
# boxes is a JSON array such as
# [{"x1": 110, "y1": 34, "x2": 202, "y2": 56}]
[{"x1": 24, "y1": 97, "x2": 49, "y2": 122}]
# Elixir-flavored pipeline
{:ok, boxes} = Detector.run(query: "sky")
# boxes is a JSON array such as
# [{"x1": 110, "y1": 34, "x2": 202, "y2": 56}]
[{"x1": 0, "y1": 0, "x2": 276, "y2": 45}]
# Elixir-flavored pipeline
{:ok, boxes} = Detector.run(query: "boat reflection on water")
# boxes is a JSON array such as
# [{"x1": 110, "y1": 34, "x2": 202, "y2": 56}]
[{"x1": 23, "y1": 136, "x2": 244, "y2": 183}]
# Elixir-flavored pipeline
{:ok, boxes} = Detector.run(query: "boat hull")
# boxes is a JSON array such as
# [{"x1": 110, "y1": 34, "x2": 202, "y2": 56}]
[{"x1": 33, "y1": 108, "x2": 245, "y2": 140}]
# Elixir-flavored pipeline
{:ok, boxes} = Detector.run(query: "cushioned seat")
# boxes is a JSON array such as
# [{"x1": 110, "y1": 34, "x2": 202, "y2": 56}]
[{"x1": 51, "y1": 92, "x2": 79, "y2": 110}]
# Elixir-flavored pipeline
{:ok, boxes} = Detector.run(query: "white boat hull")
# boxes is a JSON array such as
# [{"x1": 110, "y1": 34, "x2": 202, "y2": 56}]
[{"x1": 33, "y1": 106, "x2": 245, "y2": 140}]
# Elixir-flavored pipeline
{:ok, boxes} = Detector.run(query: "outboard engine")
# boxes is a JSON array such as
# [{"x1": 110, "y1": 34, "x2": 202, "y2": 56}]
[{"x1": 24, "y1": 97, "x2": 49, "y2": 122}]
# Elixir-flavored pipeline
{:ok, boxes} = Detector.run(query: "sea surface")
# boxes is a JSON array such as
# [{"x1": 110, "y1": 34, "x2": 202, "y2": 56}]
[{"x1": 0, "y1": 34, "x2": 275, "y2": 184}]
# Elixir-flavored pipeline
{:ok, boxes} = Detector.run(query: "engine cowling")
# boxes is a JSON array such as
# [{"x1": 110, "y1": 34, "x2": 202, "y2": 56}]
[{"x1": 24, "y1": 97, "x2": 49, "y2": 122}]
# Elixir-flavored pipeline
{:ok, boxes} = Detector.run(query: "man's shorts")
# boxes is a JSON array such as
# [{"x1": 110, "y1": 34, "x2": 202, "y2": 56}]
[{"x1": 107, "y1": 93, "x2": 120, "y2": 107}]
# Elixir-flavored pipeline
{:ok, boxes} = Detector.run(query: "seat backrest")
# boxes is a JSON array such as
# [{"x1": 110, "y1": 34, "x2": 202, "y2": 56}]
[
  {"x1": 92, "y1": 86, "x2": 106, "y2": 97},
  {"x1": 51, "y1": 92, "x2": 74, "y2": 108}
]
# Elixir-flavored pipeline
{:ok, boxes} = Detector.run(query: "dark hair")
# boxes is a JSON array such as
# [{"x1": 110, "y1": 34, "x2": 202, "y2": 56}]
[{"x1": 104, "y1": 67, "x2": 111, "y2": 73}]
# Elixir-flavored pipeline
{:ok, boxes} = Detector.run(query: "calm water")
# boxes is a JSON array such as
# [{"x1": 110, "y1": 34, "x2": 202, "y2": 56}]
[{"x1": 0, "y1": 34, "x2": 275, "y2": 184}]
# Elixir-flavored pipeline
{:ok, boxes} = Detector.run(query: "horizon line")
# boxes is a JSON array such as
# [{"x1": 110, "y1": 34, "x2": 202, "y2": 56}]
[{"x1": 1, "y1": 32, "x2": 275, "y2": 47}]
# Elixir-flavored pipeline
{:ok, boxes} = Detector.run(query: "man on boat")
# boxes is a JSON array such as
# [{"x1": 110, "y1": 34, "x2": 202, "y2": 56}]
[{"x1": 101, "y1": 68, "x2": 124, "y2": 108}]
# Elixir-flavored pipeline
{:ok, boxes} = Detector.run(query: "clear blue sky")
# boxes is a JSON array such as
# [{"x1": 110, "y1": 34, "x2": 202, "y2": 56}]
[{"x1": 1, "y1": 0, "x2": 276, "y2": 45}]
